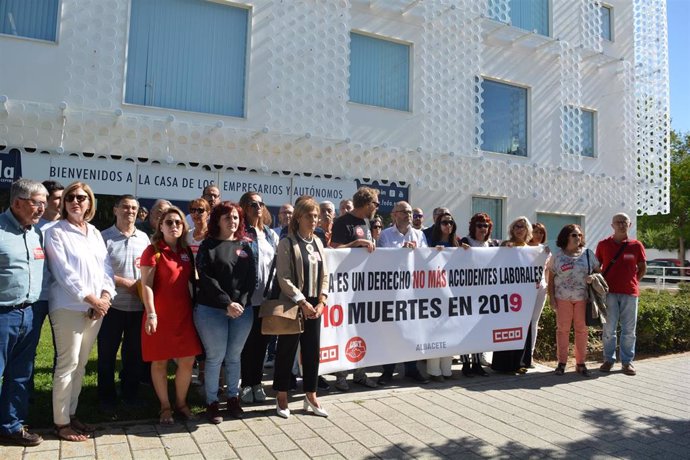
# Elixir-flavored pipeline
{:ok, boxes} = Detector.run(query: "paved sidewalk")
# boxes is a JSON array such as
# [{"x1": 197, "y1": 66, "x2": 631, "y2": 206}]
[{"x1": 5, "y1": 353, "x2": 689, "y2": 459}]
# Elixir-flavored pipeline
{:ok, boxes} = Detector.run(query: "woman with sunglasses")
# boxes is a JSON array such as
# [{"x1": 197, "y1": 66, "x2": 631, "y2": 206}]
[
  {"x1": 458, "y1": 213, "x2": 499, "y2": 377},
  {"x1": 426, "y1": 212, "x2": 460, "y2": 381},
  {"x1": 491, "y1": 217, "x2": 534, "y2": 374},
  {"x1": 187, "y1": 198, "x2": 211, "y2": 255},
  {"x1": 370, "y1": 214, "x2": 383, "y2": 243},
  {"x1": 525, "y1": 223, "x2": 550, "y2": 367},
  {"x1": 45, "y1": 181, "x2": 116, "y2": 441},
  {"x1": 140, "y1": 207, "x2": 202, "y2": 424},
  {"x1": 547, "y1": 224, "x2": 600, "y2": 376},
  {"x1": 238, "y1": 192, "x2": 279, "y2": 404},
  {"x1": 194, "y1": 202, "x2": 256, "y2": 422}
]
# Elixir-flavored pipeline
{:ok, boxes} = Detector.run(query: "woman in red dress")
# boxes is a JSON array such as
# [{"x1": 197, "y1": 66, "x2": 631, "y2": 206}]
[{"x1": 140, "y1": 206, "x2": 202, "y2": 424}]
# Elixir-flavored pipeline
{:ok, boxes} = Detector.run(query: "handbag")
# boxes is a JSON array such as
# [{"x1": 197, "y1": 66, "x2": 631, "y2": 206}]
[
  {"x1": 259, "y1": 237, "x2": 304, "y2": 335},
  {"x1": 585, "y1": 250, "x2": 601, "y2": 327}
]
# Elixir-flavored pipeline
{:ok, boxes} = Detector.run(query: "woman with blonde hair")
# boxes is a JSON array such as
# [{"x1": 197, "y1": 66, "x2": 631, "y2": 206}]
[
  {"x1": 491, "y1": 216, "x2": 533, "y2": 374},
  {"x1": 140, "y1": 206, "x2": 202, "y2": 424},
  {"x1": 46, "y1": 181, "x2": 116, "y2": 441},
  {"x1": 187, "y1": 198, "x2": 211, "y2": 255}
]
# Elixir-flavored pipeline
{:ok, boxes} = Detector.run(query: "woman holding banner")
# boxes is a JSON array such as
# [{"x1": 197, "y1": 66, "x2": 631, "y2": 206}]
[
  {"x1": 491, "y1": 216, "x2": 533, "y2": 374},
  {"x1": 547, "y1": 224, "x2": 600, "y2": 376},
  {"x1": 458, "y1": 212, "x2": 498, "y2": 377},
  {"x1": 525, "y1": 223, "x2": 550, "y2": 367},
  {"x1": 273, "y1": 198, "x2": 329, "y2": 419}
]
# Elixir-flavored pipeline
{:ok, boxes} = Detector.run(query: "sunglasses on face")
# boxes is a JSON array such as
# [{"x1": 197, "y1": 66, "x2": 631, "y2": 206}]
[
  {"x1": 65, "y1": 194, "x2": 89, "y2": 203},
  {"x1": 164, "y1": 219, "x2": 183, "y2": 227},
  {"x1": 372, "y1": 225, "x2": 382, "y2": 230},
  {"x1": 371, "y1": 202, "x2": 380, "y2": 208},
  {"x1": 413, "y1": 214, "x2": 423, "y2": 219},
  {"x1": 204, "y1": 193, "x2": 220, "y2": 199},
  {"x1": 476, "y1": 223, "x2": 489, "y2": 229},
  {"x1": 249, "y1": 201, "x2": 265, "y2": 209},
  {"x1": 441, "y1": 221, "x2": 454, "y2": 226},
  {"x1": 570, "y1": 233, "x2": 582, "y2": 238},
  {"x1": 190, "y1": 208, "x2": 206, "y2": 214}
]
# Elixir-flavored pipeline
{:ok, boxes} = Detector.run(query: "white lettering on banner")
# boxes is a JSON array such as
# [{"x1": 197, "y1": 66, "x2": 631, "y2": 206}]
[
  {"x1": 318, "y1": 247, "x2": 549, "y2": 374},
  {"x1": 48, "y1": 157, "x2": 137, "y2": 195},
  {"x1": 137, "y1": 165, "x2": 218, "y2": 201}
]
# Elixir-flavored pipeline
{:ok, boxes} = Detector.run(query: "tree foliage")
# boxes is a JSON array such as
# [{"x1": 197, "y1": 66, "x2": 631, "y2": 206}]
[{"x1": 638, "y1": 130, "x2": 690, "y2": 257}]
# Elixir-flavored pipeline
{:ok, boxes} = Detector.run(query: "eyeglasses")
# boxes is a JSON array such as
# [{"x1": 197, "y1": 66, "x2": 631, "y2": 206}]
[
  {"x1": 476, "y1": 223, "x2": 489, "y2": 229},
  {"x1": 249, "y1": 201, "x2": 265, "y2": 209},
  {"x1": 570, "y1": 233, "x2": 582, "y2": 238},
  {"x1": 441, "y1": 221, "x2": 454, "y2": 226},
  {"x1": 65, "y1": 194, "x2": 89, "y2": 204},
  {"x1": 413, "y1": 214, "x2": 423, "y2": 219},
  {"x1": 371, "y1": 202, "x2": 380, "y2": 208},
  {"x1": 190, "y1": 208, "x2": 206, "y2": 214},
  {"x1": 19, "y1": 198, "x2": 47, "y2": 209},
  {"x1": 396, "y1": 210, "x2": 412, "y2": 215},
  {"x1": 164, "y1": 219, "x2": 183, "y2": 227}
]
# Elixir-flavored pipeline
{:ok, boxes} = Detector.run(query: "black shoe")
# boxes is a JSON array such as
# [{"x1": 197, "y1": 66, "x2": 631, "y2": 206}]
[
  {"x1": 205, "y1": 401, "x2": 223, "y2": 424},
  {"x1": 472, "y1": 364, "x2": 489, "y2": 377},
  {"x1": 226, "y1": 397, "x2": 244, "y2": 419},
  {"x1": 317, "y1": 376, "x2": 330, "y2": 391},
  {"x1": 405, "y1": 371, "x2": 430, "y2": 384},
  {"x1": 0, "y1": 427, "x2": 43, "y2": 446},
  {"x1": 554, "y1": 363, "x2": 566, "y2": 375},
  {"x1": 462, "y1": 363, "x2": 474, "y2": 378},
  {"x1": 377, "y1": 372, "x2": 394, "y2": 386}
]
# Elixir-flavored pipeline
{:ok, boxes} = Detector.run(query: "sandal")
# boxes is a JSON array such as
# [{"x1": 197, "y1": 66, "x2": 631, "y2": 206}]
[
  {"x1": 576, "y1": 364, "x2": 590, "y2": 376},
  {"x1": 174, "y1": 405, "x2": 196, "y2": 421},
  {"x1": 55, "y1": 424, "x2": 89, "y2": 442},
  {"x1": 554, "y1": 363, "x2": 566, "y2": 376},
  {"x1": 159, "y1": 407, "x2": 174, "y2": 425},
  {"x1": 70, "y1": 417, "x2": 96, "y2": 434}
]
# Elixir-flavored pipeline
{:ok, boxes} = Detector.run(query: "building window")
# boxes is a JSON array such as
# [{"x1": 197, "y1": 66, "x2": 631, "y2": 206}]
[
  {"x1": 535, "y1": 213, "x2": 583, "y2": 249},
  {"x1": 125, "y1": 0, "x2": 249, "y2": 117},
  {"x1": 601, "y1": 5, "x2": 612, "y2": 41},
  {"x1": 481, "y1": 79, "x2": 528, "y2": 157},
  {"x1": 0, "y1": 0, "x2": 59, "y2": 42},
  {"x1": 472, "y1": 197, "x2": 504, "y2": 240},
  {"x1": 581, "y1": 109, "x2": 595, "y2": 157},
  {"x1": 488, "y1": 0, "x2": 550, "y2": 36},
  {"x1": 349, "y1": 32, "x2": 410, "y2": 111}
]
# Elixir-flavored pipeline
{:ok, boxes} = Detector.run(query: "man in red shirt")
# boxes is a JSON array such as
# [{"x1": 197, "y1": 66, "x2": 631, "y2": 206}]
[{"x1": 595, "y1": 213, "x2": 647, "y2": 376}]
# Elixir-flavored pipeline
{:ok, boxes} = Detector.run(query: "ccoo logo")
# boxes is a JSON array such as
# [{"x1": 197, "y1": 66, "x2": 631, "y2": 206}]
[
  {"x1": 344, "y1": 336, "x2": 367, "y2": 363},
  {"x1": 493, "y1": 327, "x2": 523, "y2": 343}
]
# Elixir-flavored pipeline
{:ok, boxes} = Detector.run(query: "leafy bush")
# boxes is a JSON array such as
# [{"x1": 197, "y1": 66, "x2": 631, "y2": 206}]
[{"x1": 534, "y1": 289, "x2": 690, "y2": 361}]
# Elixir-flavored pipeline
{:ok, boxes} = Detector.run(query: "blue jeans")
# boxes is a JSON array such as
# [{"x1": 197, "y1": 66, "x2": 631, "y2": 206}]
[
  {"x1": 0, "y1": 306, "x2": 41, "y2": 435},
  {"x1": 193, "y1": 304, "x2": 253, "y2": 404},
  {"x1": 603, "y1": 293, "x2": 638, "y2": 364}
]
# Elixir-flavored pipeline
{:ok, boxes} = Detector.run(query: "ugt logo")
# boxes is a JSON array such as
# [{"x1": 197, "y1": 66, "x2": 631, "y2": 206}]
[
  {"x1": 493, "y1": 327, "x2": 523, "y2": 343},
  {"x1": 344, "y1": 336, "x2": 367, "y2": 363}
]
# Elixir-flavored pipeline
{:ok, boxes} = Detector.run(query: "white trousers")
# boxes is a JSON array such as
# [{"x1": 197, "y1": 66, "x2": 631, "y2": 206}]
[
  {"x1": 50, "y1": 308, "x2": 102, "y2": 425},
  {"x1": 426, "y1": 357, "x2": 453, "y2": 377}
]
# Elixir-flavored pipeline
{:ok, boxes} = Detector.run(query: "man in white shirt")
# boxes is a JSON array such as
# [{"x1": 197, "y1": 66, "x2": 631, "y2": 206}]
[{"x1": 377, "y1": 201, "x2": 429, "y2": 385}]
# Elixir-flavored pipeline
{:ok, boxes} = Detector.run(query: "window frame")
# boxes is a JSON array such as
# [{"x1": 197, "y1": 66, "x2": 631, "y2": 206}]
[
  {"x1": 600, "y1": 4, "x2": 614, "y2": 42},
  {"x1": 0, "y1": 0, "x2": 62, "y2": 44},
  {"x1": 471, "y1": 196, "x2": 505, "y2": 241},
  {"x1": 121, "y1": 0, "x2": 252, "y2": 119},
  {"x1": 580, "y1": 108, "x2": 596, "y2": 158},
  {"x1": 507, "y1": 0, "x2": 552, "y2": 38},
  {"x1": 479, "y1": 77, "x2": 530, "y2": 158},
  {"x1": 348, "y1": 29, "x2": 413, "y2": 113}
]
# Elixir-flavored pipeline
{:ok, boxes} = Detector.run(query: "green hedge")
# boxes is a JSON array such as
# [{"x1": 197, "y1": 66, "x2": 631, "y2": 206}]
[{"x1": 534, "y1": 289, "x2": 690, "y2": 361}]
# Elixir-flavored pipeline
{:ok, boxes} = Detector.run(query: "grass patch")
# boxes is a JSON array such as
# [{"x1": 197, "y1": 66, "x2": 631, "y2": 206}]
[{"x1": 29, "y1": 322, "x2": 204, "y2": 428}]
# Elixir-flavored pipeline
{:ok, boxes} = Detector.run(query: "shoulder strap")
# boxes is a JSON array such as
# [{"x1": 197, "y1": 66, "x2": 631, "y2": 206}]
[
  {"x1": 603, "y1": 241, "x2": 628, "y2": 277},
  {"x1": 586, "y1": 249, "x2": 591, "y2": 274}
]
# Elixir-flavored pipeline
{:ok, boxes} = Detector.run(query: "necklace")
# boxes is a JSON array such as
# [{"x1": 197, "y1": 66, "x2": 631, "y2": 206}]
[{"x1": 297, "y1": 232, "x2": 315, "y2": 254}]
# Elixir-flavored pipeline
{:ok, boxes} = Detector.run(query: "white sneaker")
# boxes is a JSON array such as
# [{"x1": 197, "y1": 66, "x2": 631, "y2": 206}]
[
  {"x1": 239, "y1": 386, "x2": 254, "y2": 404},
  {"x1": 253, "y1": 384, "x2": 267, "y2": 403}
]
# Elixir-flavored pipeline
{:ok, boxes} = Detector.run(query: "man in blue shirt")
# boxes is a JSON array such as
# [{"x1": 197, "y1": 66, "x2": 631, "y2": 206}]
[{"x1": 0, "y1": 179, "x2": 48, "y2": 446}]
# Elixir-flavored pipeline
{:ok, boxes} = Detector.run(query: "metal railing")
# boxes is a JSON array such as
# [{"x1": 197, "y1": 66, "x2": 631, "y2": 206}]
[{"x1": 641, "y1": 265, "x2": 690, "y2": 291}]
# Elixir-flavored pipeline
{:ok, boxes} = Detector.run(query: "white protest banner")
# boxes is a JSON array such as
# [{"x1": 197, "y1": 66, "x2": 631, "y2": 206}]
[{"x1": 318, "y1": 246, "x2": 548, "y2": 374}]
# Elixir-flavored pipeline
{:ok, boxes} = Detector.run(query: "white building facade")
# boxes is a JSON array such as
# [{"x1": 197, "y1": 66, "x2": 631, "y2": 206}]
[{"x1": 0, "y1": 0, "x2": 670, "y2": 245}]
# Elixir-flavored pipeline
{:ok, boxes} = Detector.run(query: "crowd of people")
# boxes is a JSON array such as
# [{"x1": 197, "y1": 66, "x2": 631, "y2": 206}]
[{"x1": 0, "y1": 178, "x2": 646, "y2": 446}]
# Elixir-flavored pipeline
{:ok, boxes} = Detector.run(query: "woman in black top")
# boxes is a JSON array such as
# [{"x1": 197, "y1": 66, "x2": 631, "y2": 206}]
[
  {"x1": 194, "y1": 202, "x2": 256, "y2": 424},
  {"x1": 273, "y1": 198, "x2": 329, "y2": 419}
]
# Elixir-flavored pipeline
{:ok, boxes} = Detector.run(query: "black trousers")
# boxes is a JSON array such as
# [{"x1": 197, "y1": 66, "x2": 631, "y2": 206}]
[
  {"x1": 273, "y1": 315, "x2": 321, "y2": 392},
  {"x1": 240, "y1": 305, "x2": 272, "y2": 387},
  {"x1": 97, "y1": 308, "x2": 145, "y2": 403}
]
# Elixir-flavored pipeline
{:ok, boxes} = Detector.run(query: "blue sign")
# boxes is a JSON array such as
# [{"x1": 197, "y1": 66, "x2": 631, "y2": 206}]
[
  {"x1": 0, "y1": 149, "x2": 22, "y2": 189},
  {"x1": 356, "y1": 180, "x2": 409, "y2": 215}
]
